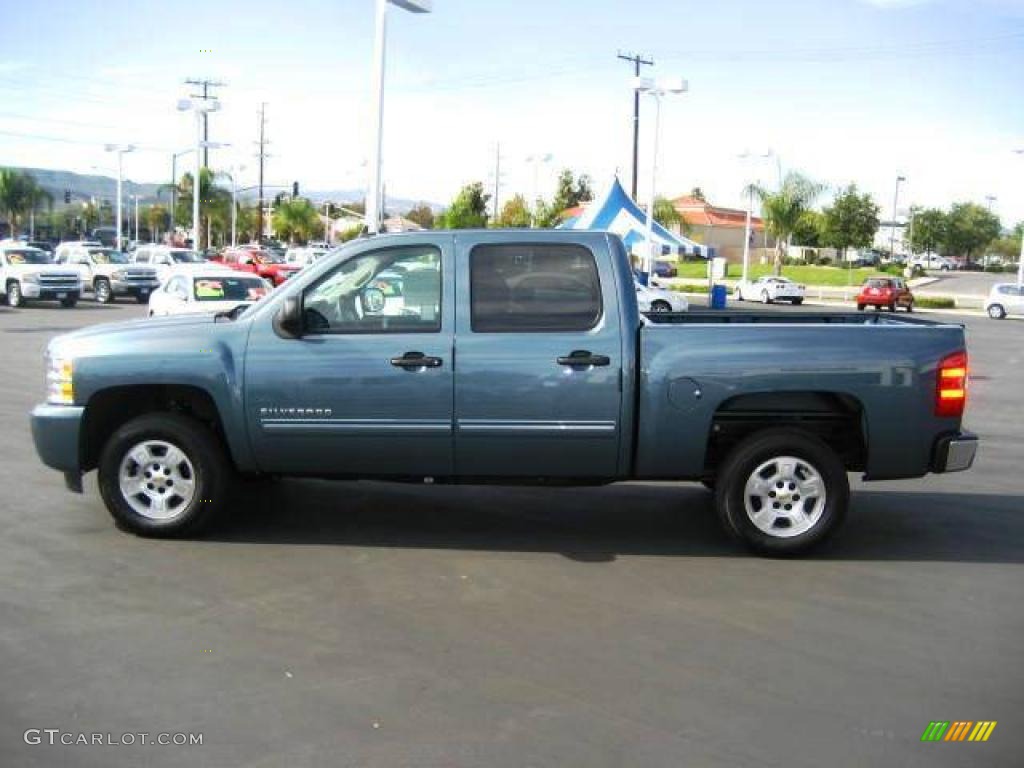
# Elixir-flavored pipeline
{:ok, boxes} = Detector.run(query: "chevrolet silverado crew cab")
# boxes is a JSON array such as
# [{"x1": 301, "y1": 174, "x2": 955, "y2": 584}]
[
  {"x1": 1, "y1": 243, "x2": 83, "y2": 307},
  {"x1": 30, "y1": 231, "x2": 977, "y2": 555},
  {"x1": 54, "y1": 242, "x2": 160, "y2": 304}
]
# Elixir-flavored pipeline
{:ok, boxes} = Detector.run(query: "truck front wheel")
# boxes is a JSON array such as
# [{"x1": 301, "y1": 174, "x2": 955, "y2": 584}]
[
  {"x1": 98, "y1": 413, "x2": 231, "y2": 538},
  {"x1": 94, "y1": 278, "x2": 114, "y2": 304},
  {"x1": 714, "y1": 429, "x2": 849, "y2": 556},
  {"x1": 6, "y1": 280, "x2": 24, "y2": 307}
]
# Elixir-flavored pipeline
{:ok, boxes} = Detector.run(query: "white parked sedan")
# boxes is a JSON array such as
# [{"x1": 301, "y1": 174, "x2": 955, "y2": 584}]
[
  {"x1": 148, "y1": 269, "x2": 271, "y2": 317},
  {"x1": 734, "y1": 275, "x2": 806, "y2": 304},
  {"x1": 635, "y1": 281, "x2": 688, "y2": 313},
  {"x1": 985, "y1": 282, "x2": 1024, "y2": 319}
]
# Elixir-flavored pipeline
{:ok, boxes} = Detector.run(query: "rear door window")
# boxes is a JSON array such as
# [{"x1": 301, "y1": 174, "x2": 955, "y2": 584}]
[{"x1": 470, "y1": 243, "x2": 602, "y2": 332}]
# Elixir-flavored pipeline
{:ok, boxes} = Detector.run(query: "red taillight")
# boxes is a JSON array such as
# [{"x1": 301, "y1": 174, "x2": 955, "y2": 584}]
[{"x1": 935, "y1": 350, "x2": 968, "y2": 418}]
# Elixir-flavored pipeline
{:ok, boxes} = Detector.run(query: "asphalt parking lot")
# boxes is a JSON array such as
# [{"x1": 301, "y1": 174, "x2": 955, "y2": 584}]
[{"x1": 1, "y1": 300, "x2": 1021, "y2": 768}]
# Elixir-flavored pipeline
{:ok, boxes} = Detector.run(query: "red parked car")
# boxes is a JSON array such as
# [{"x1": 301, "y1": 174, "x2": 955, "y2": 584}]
[
  {"x1": 855, "y1": 276, "x2": 914, "y2": 312},
  {"x1": 218, "y1": 246, "x2": 300, "y2": 287}
]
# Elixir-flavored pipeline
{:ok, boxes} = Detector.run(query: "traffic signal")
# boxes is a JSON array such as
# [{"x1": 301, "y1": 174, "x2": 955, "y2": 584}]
[
  {"x1": 64, "y1": 190, "x2": 71, "y2": 204},
  {"x1": 292, "y1": 181, "x2": 299, "y2": 197}
]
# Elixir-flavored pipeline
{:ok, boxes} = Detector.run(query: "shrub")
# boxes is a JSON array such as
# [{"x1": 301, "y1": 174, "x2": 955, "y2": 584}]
[
  {"x1": 984, "y1": 264, "x2": 1004, "y2": 273},
  {"x1": 915, "y1": 296, "x2": 956, "y2": 309},
  {"x1": 1003, "y1": 264, "x2": 1019, "y2": 273},
  {"x1": 675, "y1": 283, "x2": 710, "y2": 294},
  {"x1": 816, "y1": 256, "x2": 832, "y2": 266}
]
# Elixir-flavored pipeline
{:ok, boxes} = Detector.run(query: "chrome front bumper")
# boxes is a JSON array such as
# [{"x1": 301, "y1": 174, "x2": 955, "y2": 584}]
[{"x1": 933, "y1": 432, "x2": 978, "y2": 473}]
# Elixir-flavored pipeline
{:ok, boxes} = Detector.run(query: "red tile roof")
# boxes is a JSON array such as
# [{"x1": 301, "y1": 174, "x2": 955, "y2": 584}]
[{"x1": 672, "y1": 196, "x2": 763, "y2": 230}]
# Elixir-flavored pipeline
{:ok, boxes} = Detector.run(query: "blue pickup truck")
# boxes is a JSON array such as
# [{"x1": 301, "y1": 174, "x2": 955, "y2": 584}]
[{"x1": 30, "y1": 230, "x2": 977, "y2": 555}]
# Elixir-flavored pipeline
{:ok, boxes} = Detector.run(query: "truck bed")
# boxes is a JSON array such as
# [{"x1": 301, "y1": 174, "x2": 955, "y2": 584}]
[{"x1": 643, "y1": 310, "x2": 952, "y2": 327}]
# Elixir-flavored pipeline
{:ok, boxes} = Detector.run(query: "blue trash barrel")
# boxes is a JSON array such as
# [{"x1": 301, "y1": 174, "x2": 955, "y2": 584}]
[{"x1": 710, "y1": 283, "x2": 728, "y2": 310}]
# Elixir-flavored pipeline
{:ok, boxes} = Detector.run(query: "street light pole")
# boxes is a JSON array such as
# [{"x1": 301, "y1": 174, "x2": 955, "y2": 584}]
[
  {"x1": 634, "y1": 76, "x2": 687, "y2": 286},
  {"x1": 890, "y1": 175, "x2": 906, "y2": 263},
  {"x1": 105, "y1": 144, "x2": 134, "y2": 251},
  {"x1": 177, "y1": 97, "x2": 221, "y2": 250},
  {"x1": 366, "y1": 0, "x2": 431, "y2": 235},
  {"x1": 738, "y1": 150, "x2": 773, "y2": 283}
]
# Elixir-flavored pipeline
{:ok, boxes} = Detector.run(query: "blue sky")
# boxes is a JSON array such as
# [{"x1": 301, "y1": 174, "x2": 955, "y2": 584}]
[{"x1": 1, "y1": 0, "x2": 1022, "y2": 220}]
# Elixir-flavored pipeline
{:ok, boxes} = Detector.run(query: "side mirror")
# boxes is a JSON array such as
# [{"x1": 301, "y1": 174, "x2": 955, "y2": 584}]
[{"x1": 273, "y1": 296, "x2": 304, "y2": 338}]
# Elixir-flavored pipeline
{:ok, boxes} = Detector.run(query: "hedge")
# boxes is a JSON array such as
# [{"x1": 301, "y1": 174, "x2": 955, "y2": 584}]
[{"x1": 915, "y1": 296, "x2": 956, "y2": 309}]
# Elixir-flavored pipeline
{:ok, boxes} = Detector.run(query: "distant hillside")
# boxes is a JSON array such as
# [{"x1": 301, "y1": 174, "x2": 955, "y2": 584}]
[{"x1": 11, "y1": 167, "x2": 442, "y2": 215}]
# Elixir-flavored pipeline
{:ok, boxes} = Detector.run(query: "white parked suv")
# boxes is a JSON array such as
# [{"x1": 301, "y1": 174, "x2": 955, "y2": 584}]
[
  {"x1": 985, "y1": 283, "x2": 1024, "y2": 319},
  {"x1": 54, "y1": 242, "x2": 160, "y2": 304},
  {"x1": 132, "y1": 245, "x2": 216, "y2": 282},
  {"x1": 911, "y1": 254, "x2": 955, "y2": 271},
  {"x1": 0, "y1": 243, "x2": 83, "y2": 307}
]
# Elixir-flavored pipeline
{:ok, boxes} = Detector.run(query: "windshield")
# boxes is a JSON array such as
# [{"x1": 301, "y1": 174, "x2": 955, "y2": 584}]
[
  {"x1": 4, "y1": 249, "x2": 51, "y2": 265},
  {"x1": 88, "y1": 248, "x2": 130, "y2": 264},
  {"x1": 193, "y1": 276, "x2": 269, "y2": 302},
  {"x1": 170, "y1": 250, "x2": 204, "y2": 263}
]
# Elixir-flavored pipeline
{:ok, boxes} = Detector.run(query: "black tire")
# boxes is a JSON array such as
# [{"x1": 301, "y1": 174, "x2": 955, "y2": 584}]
[
  {"x1": 988, "y1": 304, "x2": 1006, "y2": 319},
  {"x1": 97, "y1": 413, "x2": 232, "y2": 538},
  {"x1": 60, "y1": 296, "x2": 78, "y2": 308},
  {"x1": 887, "y1": 302, "x2": 896, "y2": 312},
  {"x1": 94, "y1": 278, "x2": 114, "y2": 304},
  {"x1": 792, "y1": 298, "x2": 804, "y2": 305},
  {"x1": 714, "y1": 429, "x2": 849, "y2": 556},
  {"x1": 905, "y1": 301, "x2": 913, "y2": 313},
  {"x1": 761, "y1": 290, "x2": 772, "y2": 305},
  {"x1": 651, "y1": 300, "x2": 672, "y2": 313},
  {"x1": 856, "y1": 303, "x2": 865, "y2": 311},
  {"x1": 135, "y1": 294, "x2": 149, "y2": 305},
  {"x1": 7, "y1": 280, "x2": 24, "y2": 307}
]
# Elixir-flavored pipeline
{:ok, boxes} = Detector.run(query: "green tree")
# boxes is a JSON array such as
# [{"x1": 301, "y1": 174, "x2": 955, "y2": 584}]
[
  {"x1": 792, "y1": 210, "x2": 825, "y2": 247},
  {"x1": 943, "y1": 202, "x2": 1001, "y2": 263},
  {"x1": 907, "y1": 208, "x2": 946, "y2": 256},
  {"x1": 0, "y1": 168, "x2": 34, "y2": 237},
  {"x1": 174, "y1": 168, "x2": 232, "y2": 248},
  {"x1": 405, "y1": 203, "x2": 435, "y2": 230},
  {"x1": 821, "y1": 184, "x2": 880, "y2": 259},
  {"x1": 753, "y1": 172, "x2": 824, "y2": 274},
  {"x1": 494, "y1": 194, "x2": 532, "y2": 228},
  {"x1": 552, "y1": 169, "x2": 593, "y2": 211},
  {"x1": 271, "y1": 197, "x2": 321, "y2": 244},
  {"x1": 439, "y1": 182, "x2": 490, "y2": 229},
  {"x1": 144, "y1": 204, "x2": 169, "y2": 241},
  {"x1": 653, "y1": 196, "x2": 685, "y2": 231}
]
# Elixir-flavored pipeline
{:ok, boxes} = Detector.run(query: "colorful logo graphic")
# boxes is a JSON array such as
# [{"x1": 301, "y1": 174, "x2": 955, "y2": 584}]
[{"x1": 921, "y1": 721, "x2": 997, "y2": 742}]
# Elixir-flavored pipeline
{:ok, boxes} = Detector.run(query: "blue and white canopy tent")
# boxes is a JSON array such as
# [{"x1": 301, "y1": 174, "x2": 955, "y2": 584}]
[{"x1": 558, "y1": 176, "x2": 708, "y2": 258}]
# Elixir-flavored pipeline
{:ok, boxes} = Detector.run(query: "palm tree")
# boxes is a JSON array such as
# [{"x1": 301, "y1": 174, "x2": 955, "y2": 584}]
[
  {"x1": 752, "y1": 172, "x2": 824, "y2": 275},
  {"x1": 653, "y1": 196, "x2": 691, "y2": 235},
  {"x1": 26, "y1": 181, "x2": 53, "y2": 239},
  {"x1": 0, "y1": 168, "x2": 32, "y2": 238},
  {"x1": 271, "y1": 198, "x2": 320, "y2": 244},
  {"x1": 175, "y1": 168, "x2": 232, "y2": 248}
]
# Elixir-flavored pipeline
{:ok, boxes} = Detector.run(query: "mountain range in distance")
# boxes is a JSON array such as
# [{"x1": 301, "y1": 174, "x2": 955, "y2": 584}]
[{"x1": 10, "y1": 167, "x2": 443, "y2": 214}]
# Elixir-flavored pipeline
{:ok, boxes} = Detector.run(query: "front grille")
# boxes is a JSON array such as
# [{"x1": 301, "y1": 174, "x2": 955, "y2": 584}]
[
  {"x1": 124, "y1": 271, "x2": 158, "y2": 282},
  {"x1": 40, "y1": 274, "x2": 81, "y2": 288}
]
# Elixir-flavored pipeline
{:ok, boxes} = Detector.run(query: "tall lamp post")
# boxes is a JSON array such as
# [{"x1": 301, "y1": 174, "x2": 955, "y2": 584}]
[
  {"x1": 366, "y1": 0, "x2": 432, "y2": 235},
  {"x1": 738, "y1": 149, "x2": 774, "y2": 283},
  {"x1": 177, "y1": 97, "x2": 221, "y2": 249},
  {"x1": 104, "y1": 144, "x2": 134, "y2": 251},
  {"x1": 890, "y1": 175, "x2": 906, "y2": 263},
  {"x1": 634, "y1": 76, "x2": 687, "y2": 286},
  {"x1": 1015, "y1": 150, "x2": 1024, "y2": 287}
]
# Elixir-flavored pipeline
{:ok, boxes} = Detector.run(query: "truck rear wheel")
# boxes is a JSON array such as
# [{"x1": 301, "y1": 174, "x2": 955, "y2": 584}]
[
  {"x1": 97, "y1": 413, "x2": 231, "y2": 538},
  {"x1": 714, "y1": 429, "x2": 849, "y2": 556}
]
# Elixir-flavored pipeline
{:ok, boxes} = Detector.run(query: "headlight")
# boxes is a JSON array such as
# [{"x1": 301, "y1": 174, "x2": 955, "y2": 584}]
[
  {"x1": 22, "y1": 272, "x2": 40, "y2": 284},
  {"x1": 45, "y1": 352, "x2": 74, "y2": 405},
  {"x1": 111, "y1": 270, "x2": 126, "y2": 280}
]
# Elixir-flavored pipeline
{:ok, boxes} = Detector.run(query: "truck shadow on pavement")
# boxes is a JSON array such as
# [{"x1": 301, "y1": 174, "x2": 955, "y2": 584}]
[{"x1": 209, "y1": 480, "x2": 1024, "y2": 564}]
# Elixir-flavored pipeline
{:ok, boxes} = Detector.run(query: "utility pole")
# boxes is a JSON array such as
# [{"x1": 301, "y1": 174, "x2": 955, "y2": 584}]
[
  {"x1": 255, "y1": 103, "x2": 269, "y2": 244},
  {"x1": 492, "y1": 142, "x2": 502, "y2": 223},
  {"x1": 185, "y1": 78, "x2": 225, "y2": 166},
  {"x1": 617, "y1": 51, "x2": 654, "y2": 202}
]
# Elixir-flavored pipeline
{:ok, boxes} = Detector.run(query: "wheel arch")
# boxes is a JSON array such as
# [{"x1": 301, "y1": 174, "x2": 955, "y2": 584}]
[{"x1": 80, "y1": 384, "x2": 237, "y2": 473}]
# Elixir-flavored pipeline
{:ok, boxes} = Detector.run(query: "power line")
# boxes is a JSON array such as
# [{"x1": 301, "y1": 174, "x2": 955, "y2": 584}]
[
  {"x1": 185, "y1": 77, "x2": 226, "y2": 166},
  {"x1": 617, "y1": 51, "x2": 654, "y2": 202}
]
